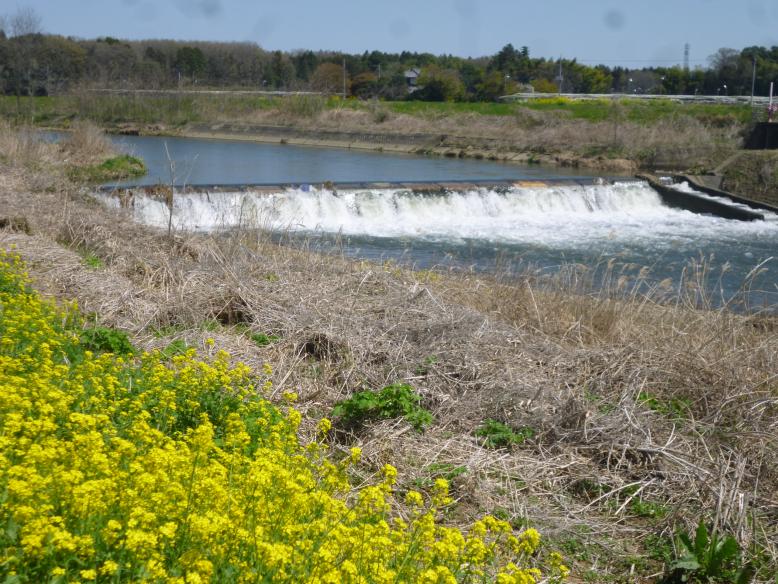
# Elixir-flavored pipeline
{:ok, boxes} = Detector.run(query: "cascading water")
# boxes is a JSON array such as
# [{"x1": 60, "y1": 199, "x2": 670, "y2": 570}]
[
  {"x1": 101, "y1": 181, "x2": 778, "y2": 247},
  {"x1": 98, "y1": 181, "x2": 778, "y2": 308}
]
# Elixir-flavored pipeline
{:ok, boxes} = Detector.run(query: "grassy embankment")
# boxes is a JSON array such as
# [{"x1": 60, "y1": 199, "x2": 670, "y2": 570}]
[
  {"x1": 1, "y1": 123, "x2": 776, "y2": 582},
  {"x1": 720, "y1": 151, "x2": 778, "y2": 208},
  {"x1": 0, "y1": 93, "x2": 752, "y2": 171},
  {"x1": 0, "y1": 119, "x2": 145, "y2": 186}
]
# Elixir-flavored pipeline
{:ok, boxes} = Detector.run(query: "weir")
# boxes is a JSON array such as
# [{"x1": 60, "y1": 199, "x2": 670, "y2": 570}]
[
  {"x1": 100, "y1": 177, "x2": 633, "y2": 194},
  {"x1": 95, "y1": 179, "x2": 778, "y2": 236},
  {"x1": 101, "y1": 177, "x2": 769, "y2": 222},
  {"x1": 637, "y1": 175, "x2": 765, "y2": 222}
]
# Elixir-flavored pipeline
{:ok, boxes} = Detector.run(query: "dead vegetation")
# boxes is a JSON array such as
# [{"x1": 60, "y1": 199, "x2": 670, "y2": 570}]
[
  {"x1": 231, "y1": 104, "x2": 738, "y2": 171},
  {"x1": 721, "y1": 151, "x2": 778, "y2": 208},
  {"x1": 1, "y1": 126, "x2": 776, "y2": 582}
]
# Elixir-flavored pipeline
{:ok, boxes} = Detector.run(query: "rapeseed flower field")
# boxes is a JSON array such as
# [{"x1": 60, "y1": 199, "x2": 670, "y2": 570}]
[{"x1": 0, "y1": 250, "x2": 567, "y2": 583}]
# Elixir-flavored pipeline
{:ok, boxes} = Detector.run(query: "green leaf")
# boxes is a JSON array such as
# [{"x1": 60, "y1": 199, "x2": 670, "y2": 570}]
[
  {"x1": 734, "y1": 564, "x2": 754, "y2": 584},
  {"x1": 671, "y1": 552, "x2": 701, "y2": 572},
  {"x1": 707, "y1": 535, "x2": 739, "y2": 576},
  {"x1": 694, "y1": 520, "x2": 709, "y2": 560},
  {"x1": 678, "y1": 532, "x2": 694, "y2": 554}
]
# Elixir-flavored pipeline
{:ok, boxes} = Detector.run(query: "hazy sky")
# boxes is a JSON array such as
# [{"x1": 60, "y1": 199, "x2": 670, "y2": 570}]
[{"x1": 10, "y1": 0, "x2": 778, "y2": 67}]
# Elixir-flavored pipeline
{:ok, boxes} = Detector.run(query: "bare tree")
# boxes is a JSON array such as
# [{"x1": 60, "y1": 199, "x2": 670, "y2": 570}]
[
  {"x1": 8, "y1": 6, "x2": 42, "y2": 37},
  {"x1": 4, "y1": 7, "x2": 43, "y2": 118}
]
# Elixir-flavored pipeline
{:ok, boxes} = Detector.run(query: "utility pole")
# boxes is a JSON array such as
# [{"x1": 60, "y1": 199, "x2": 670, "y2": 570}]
[
  {"x1": 342, "y1": 58, "x2": 347, "y2": 98},
  {"x1": 750, "y1": 57, "x2": 757, "y2": 106},
  {"x1": 556, "y1": 58, "x2": 563, "y2": 95}
]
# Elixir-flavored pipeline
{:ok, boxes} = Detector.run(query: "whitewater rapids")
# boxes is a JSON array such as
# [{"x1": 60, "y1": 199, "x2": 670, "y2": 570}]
[{"x1": 98, "y1": 181, "x2": 778, "y2": 252}]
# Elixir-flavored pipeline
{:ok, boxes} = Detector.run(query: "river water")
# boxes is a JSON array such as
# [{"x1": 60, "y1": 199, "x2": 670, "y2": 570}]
[
  {"x1": 103, "y1": 134, "x2": 778, "y2": 310},
  {"x1": 108, "y1": 134, "x2": 604, "y2": 186}
]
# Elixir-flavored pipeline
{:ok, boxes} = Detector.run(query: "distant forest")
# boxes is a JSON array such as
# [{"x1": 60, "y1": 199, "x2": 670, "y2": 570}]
[{"x1": 1, "y1": 8, "x2": 777, "y2": 101}]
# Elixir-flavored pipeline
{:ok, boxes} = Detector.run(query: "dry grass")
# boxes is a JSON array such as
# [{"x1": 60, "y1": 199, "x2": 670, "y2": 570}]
[
  {"x1": 234, "y1": 105, "x2": 738, "y2": 170},
  {"x1": 0, "y1": 119, "x2": 58, "y2": 168},
  {"x1": 60, "y1": 120, "x2": 116, "y2": 163},
  {"x1": 1, "y1": 125, "x2": 776, "y2": 581},
  {"x1": 0, "y1": 120, "x2": 120, "y2": 201},
  {"x1": 721, "y1": 151, "x2": 778, "y2": 208}
]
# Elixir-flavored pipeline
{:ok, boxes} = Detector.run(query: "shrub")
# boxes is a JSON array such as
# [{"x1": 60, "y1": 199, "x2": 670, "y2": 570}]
[{"x1": 332, "y1": 382, "x2": 433, "y2": 431}]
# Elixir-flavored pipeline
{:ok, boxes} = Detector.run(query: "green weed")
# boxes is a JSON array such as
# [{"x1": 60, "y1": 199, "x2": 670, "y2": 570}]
[
  {"x1": 161, "y1": 339, "x2": 190, "y2": 359},
  {"x1": 250, "y1": 332, "x2": 280, "y2": 347},
  {"x1": 638, "y1": 391, "x2": 691, "y2": 420},
  {"x1": 68, "y1": 154, "x2": 146, "y2": 184},
  {"x1": 475, "y1": 419, "x2": 535, "y2": 449},
  {"x1": 415, "y1": 355, "x2": 438, "y2": 375},
  {"x1": 413, "y1": 462, "x2": 467, "y2": 489},
  {"x1": 81, "y1": 251, "x2": 104, "y2": 269},
  {"x1": 79, "y1": 326, "x2": 135, "y2": 355},
  {"x1": 662, "y1": 521, "x2": 752, "y2": 584},
  {"x1": 152, "y1": 323, "x2": 188, "y2": 338},
  {"x1": 332, "y1": 383, "x2": 433, "y2": 431}
]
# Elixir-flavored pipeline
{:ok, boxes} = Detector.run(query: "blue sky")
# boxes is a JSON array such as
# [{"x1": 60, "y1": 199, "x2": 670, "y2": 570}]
[{"x1": 11, "y1": 0, "x2": 778, "y2": 68}]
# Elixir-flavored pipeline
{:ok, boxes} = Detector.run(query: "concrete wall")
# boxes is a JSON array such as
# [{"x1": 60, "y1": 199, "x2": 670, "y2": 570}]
[{"x1": 745, "y1": 123, "x2": 778, "y2": 149}]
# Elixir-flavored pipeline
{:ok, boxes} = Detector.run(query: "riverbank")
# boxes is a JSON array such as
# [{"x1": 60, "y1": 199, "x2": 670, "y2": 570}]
[
  {"x1": 179, "y1": 121, "x2": 640, "y2": 173},
  {"x1": 2, "y1": 92, "x2": 750, "y2": 174},
  {"x1": 719, "y1": 150, "x2": 778, "y2": 208},
  {"x1": 2, "y1": 122, "x2": 776, "y2": 582}
]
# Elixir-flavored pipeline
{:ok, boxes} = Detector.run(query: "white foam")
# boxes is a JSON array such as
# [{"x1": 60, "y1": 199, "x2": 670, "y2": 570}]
[{"x1": 98, "y1": 182, "x2": 778, "y2": 250}]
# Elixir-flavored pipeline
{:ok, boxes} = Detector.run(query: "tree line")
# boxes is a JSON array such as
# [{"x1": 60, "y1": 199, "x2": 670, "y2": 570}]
[{"x1": 1, "y1": 7, "x2": 777, "y2": 102}]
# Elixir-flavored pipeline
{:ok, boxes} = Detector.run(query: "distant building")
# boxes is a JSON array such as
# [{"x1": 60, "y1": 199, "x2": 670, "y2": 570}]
[{"x1": 404, "y1": 68, "x2": 421, "y2": 92}]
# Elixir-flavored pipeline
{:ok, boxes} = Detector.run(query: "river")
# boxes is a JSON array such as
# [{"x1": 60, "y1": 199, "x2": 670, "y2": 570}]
[{"x1": 103, "y1": 134, "x2": 778, "y2": 311}]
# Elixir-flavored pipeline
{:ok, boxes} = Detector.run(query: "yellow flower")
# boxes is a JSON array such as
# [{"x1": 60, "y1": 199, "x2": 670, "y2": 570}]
[
  {"x1": 99, "y1": 560, "x2": 119, "y2": 576},
  {"x1": 405, "y1": 490, "x2": 424, "y2": 507},
  {"x1": 0, "y1": 254, "x2": 555, "y2": 584},
  {"x1": 317, "y1": 417, "x2": 332, "y2": 437}
]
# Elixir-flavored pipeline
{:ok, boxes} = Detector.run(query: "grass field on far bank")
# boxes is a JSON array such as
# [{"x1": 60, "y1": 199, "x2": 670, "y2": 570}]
[{"x1": 388, "y1": 98, "x2": 753, "y2": 125}]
